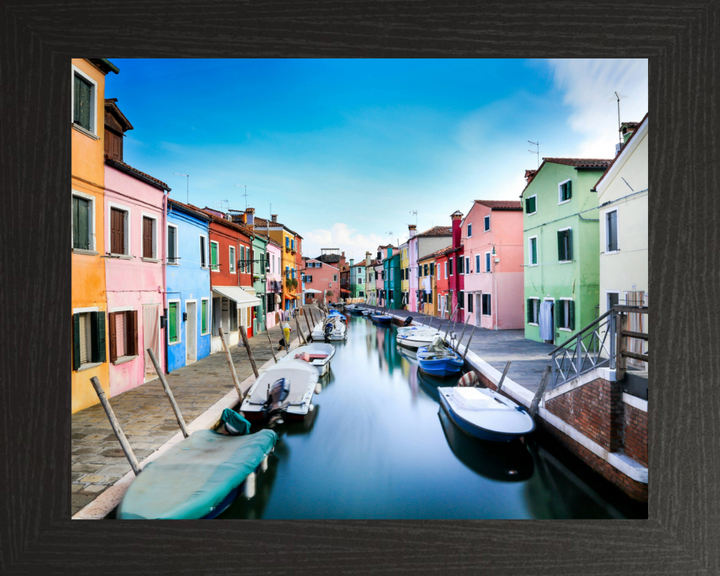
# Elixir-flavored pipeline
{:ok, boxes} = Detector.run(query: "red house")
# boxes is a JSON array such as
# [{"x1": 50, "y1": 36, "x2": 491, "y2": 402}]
[{"x1": 436, "y1": 211, "x2": 465, "y2": 322}]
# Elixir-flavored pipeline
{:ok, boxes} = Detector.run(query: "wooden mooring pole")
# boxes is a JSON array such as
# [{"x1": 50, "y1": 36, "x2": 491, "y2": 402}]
[
  {"x1": 295, "y1": 315, "x2": 307, "y2": 345},
  {"x1": 463, "y1": 323, "x2": 478, "y2": 360},
  {"x1": 529, "y1": 366, "x2": 552, "y2": 418},
  {"x1": 219, "y1": 326, "x2": 246, "y2": 401},
  {"x1": 496, "y1": 361, "x2": 512, "y2": 395},
  {"x1": 89, "y1": 376, "x2": 141, "y2": 476},
  {"x1": 303, "y1": 306, "x2": 314, "y2": 339},
  {"x1": 456, "y1": 319, "x2": 469, "y2": 352},
  {"x1": 146, "y1": 348, "x2": 189, "y2": 438},
  {"x1": 265, "y1": 328, "x2": 278, "y2": 363},
  {"x1": 238, "y1": 325, "x2": 260, "y2": 378}
]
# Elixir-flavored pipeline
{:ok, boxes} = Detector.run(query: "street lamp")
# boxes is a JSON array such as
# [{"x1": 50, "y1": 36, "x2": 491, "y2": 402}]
[{"x1": 173, "y1": 173, "x2": 189, "y2": 204}]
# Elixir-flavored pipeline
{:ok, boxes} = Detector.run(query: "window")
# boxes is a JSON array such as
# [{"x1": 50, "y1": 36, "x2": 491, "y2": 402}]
[
  {"x1": 484, "y1": 215, "x2": 490, "y2": 231},
  {"x1": 428, "y1": 290, "x2": 433, "y2": 304},
  {"x1": 449, "y1": 258, "x2": 453, "y2": 276},
  {"x1": 229, "y1": 246, "x2": 236, "y2": 274},
  {"x1": 485, "y1": 252, "x2": 491, "y2": 272},
  {"x1": 606, "y1": 209, "x2": 619, "y2": 252},
  {"x1": 482, "y1": 294, "x2": 492, "y2": 316},
  {"x1": 465, "y1": 257, "x2": 470, "y2": 274},
  {"x1": 72, "y1": 311, "x2": 106, "y2": 370},
  {"x1": 528, "y1": 236, "x2": 538, "y2": 266},
  {"x1": 286, "y1": 237, "x2": 289, "y2": 248},
  {"x1": 167, "y1": 224, "x2": 178, "y2": 264},
  {"x1": 475, "y1": 254, "x2": 480, "y2": 275},
  {"x1": 607, "y1": 292, "x2": 620, "y2": 313},
  {"x1": 333, "y1": 274, "x2": 338, "y2": 282},
  {"x1": 459, "y1": 290, "x2": 464, "y2": 309},
  {"x1": 109, "y1": 309, "x2": 138, "y2": 362},
  {"x1": 166, "y1": 302, "x2": 180, "y2": 344},
  {"x1": 430, "y1": 263, "x2": 435, "y2": 276},
  {"x1": 557, "y1": 228, "x2": 573, "y2": 262},
  {"x1": 210, "y1": 241, "x2": 219, "y2": 271},
  {"x1": 109, "y1": 206, "x2": 129, "y2": 255},
  {"x1": 467, "y1": 223, "x2": 473, "y2": 238},
  {"x1": 200, "y1": 235, "x2": 207, "y2": 268},
  {"x1": 72, "y1": 68, "x2": 97, "y2": 135},
  {"x1": 359, "y1": 291, "x2": 364, "y2": 298},
  {"x1": 201, "y1": 298, "x2": 210, "y2": 335},
  {"x1": 557, "y1": 299, "x2": 575, "y2": 331},
  {"x1": 527, "y1": 298, "x2": 539, "y2": 325},
  {"x1": 525, "y1": 195, "x2": 537, "y2": 215},
  {"x1": 389, "y1": 290, "x2": 394, "y2": 301},
  {"x1": 458, "y1": 256, "x2": 463, "y2": 275},
  {"x1": 390, "y1": 268, "x2": 394, "y2": 281},
  {"x1": 424, "y1": 264, "x2": 428, "y2": 276},
  {"x1": 468, "y1": 294, "x2": 474, "y2": 313},
  {"x1": 72, "y1": 192, "x2": 95, "y2": 251},
  {"x1": 444, "y1": 261, "x2": 447, "y2": 278},
  {"x1": 142, "y1": 215, "x2": 157, "y2": 259},
  {"x1": 558, "y1": 179, "x2": 572, "y2": 203},
  {"x1": 304, "y1": 275, "x2": 313, "y2": 283}
]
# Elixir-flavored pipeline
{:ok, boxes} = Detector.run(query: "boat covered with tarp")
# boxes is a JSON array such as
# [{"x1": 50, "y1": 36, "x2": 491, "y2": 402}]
[
  {"x1": 279, "y1": 342, "x2": 336, "y2": 376},
  {"x1": 416, "y1": 335, "x2": 464, "y2": 376}
]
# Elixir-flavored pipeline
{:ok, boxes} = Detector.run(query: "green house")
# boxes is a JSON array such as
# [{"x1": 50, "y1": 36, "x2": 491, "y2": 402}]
[{"x1": 521, "y1": 158, "x2": 611, "y2": 346}]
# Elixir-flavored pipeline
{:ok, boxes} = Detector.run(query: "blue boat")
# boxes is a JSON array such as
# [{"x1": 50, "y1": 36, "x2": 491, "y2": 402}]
[
  {"x1": 417, "y1": 336, "x2": 464, "y2": 377},
  {"x1": 370, "y1": 313, "x2": 394, "y2": 324}
]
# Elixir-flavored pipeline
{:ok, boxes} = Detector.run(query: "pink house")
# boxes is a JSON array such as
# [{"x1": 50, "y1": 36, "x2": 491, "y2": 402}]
[
  {"x1": 302, "y1": 258, "x2": 340, "y2": 303},
  {"x1": 265, "y1": 238, "x2": 282, "y2": 329},
  {"x1": 461, "y1": 200, "x2": 524, "y2": 329}
]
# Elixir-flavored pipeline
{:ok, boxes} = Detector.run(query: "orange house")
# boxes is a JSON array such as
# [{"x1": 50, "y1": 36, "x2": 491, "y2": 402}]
[{"x1": 71, "y1": 58, "x2": 119, "y2": 413}]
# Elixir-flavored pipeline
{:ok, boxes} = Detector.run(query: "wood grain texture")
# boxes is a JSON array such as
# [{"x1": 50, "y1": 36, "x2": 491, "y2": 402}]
[{"x1": 1, "y1": 0, "x2": 718, "y2": 573}]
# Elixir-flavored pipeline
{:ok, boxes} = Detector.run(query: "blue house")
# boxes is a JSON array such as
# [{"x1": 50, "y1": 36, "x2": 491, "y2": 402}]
[{"x1": 165, "y1": 199, "x2": 212, "y2": 372}]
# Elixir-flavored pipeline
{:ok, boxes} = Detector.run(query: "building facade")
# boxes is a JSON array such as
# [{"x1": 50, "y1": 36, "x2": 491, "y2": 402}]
[
  {"x1": 351, "y1": 261, "x2": 366, "y2": 300},
  {"x1": 417, "y1": 251, "x2": 439, "y2": 316},
  {"x1": 302, "y1": 258, "x2": 340, "y2": 304},
  {"x1": 254, "y1": 215, "x2": 302, "y2": 312},
  {"x1": 265, "y1": 239, "x2": 282, "y2": 328},
  {"x1": 408, "y1": 226, "x2": 452, "y2": 313},
  {"x1": 399, "y1": 241, "x2": 409, "y2": 309}
]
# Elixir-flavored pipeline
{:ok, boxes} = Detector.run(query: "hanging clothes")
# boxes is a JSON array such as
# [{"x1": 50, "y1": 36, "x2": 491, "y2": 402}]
[{"x1": 539, "y1": 301, "x2": 554, "y2": 342}]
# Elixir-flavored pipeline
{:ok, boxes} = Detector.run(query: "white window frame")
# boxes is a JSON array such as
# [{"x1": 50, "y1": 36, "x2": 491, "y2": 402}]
[
  {"x1": 558, "y1": 226, "x2": 573, "y2": 263},
  {"x1": 444, "y1": 261, "x2": 447, "y2": 279},
  {"x1": 526, "y1": 194, "x2": 537, "y2": 216},
  {"x1": 71, "y1": 189, "x2": 97, "y2": 253},
  {"x1": 528, "y1": 235, "x2": 538, "y2": 266},
  {"x1": 107, "y1": 201, "x2": 131, "y2": 256},
  {"x1": 482, "y1": 293, "x2": 492, "y2": 317},
  {"x1": 558, "y1": 179, "x2": 572, "y2": 205},
  {"x1": 71, "y1": 64, "x2": 99, "y2": 138},
  {"x1": 167, "y1": 223, "x2": 179, "y2": 265},
  {"x1": 604, "y1": 207, "x2": 620, "y2": 254},
  {"x1": 528, "y1": 297, "x2": 540, "y2": 326},
  {"x1": 558, "y1": 297, "x2": 573, "y2": 332},
  {"x1": 210, "y1": 240, "x2": 220, "y2": 272},
  {"x1": 485, "y1": 251, "x2": 492, "y2": 272},
  {"x1": 168, "y1": 299, "x2": 182, "y2": 345},
  {"x1": 333, "y1": 274, "x2": 338, "y2": 282},
  {"x1": 140, "y1": 211, "x2": 159, "y2": 261},
  {"x1": 606, "y1": 290, "x2": 620, "y2": 313},
  {"x1": 72, "y1": 306, "x2": 101, "y2": 370},
  {"x1": 229, "y1": 246, "x2": 236, "y2": 274},
  {"x1": 467, "y1": 223, "x2": 473, "y2": 238},
  {"x1": 200, "y1": 297, "x2": 211, "y2": 335},
  {"x1": 484, "y1": 215, "x2": 490, "y2": 232},
  {"x1": 199, "y1": 234, "x2": 208, "y2": 269},
  {"x1": 475, "y1": 254, "x2": 480, "y2": 275}
]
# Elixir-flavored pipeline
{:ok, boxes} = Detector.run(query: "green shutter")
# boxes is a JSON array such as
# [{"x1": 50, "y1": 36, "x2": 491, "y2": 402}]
[
  {"x1": 568, "y1": 300, "x2": 575, "y2": 330},
  {"x1": 202, "y1": 300, "x2": 207, "y2": 333},
  {"x1": 72, "y1": 314, "x2": 81, "y2": 370},
  {"x1": 566, "y1": 181, "x2": 572, "y2": 200},
  {"x1": 73, "y1": 196, "x2": 90, "y2": 250},
  {"x1": 211, "y1": 243, "x2": 218, "y2": 270},
  {"x1": 527, "y1": 300, "x2": 533, "y2": 323},
  {"x1": 531, "y1": 238, "x2": 537, "y2": 264},
  {"x1": 74, "y1": 74, "x2": 92, "y2": 130},
  {"x1": 557, "y1": 230, "x2": 564, "y2": 261},
  {"x1": 556, "y1": 301, "x2": 564, "y2": 329},
  {"x1": 566, "y1": 230, "x2": 573, "y2": 260},
  {"x1": 169, "y1": 303, "x2": 177, "y2": 342},
  {"x1": 91, "y1": 311, "x2": 106, "y2": 363}
]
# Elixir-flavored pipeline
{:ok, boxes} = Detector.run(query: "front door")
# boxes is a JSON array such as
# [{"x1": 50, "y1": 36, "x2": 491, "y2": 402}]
[
  {"x1": 142, "y1": 303, "x2": 160, "y2": 382},
  {"x1": 186, "y1": 301, "x2": 197, "y2": 364}
]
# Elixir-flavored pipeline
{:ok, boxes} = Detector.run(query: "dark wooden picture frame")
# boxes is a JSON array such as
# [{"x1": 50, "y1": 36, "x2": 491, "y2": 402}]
[{"x1": 1, "y1": 1, "x2": 717, "y2": 573}]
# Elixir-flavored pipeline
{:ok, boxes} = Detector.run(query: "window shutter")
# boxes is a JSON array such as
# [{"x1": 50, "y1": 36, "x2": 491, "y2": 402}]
[
  {"x1": 556, "y1": 302, "x2": 564, "y2": 329},
  {"x1": 108, "y1": 312, "x2": 118, "y2": 363},
  {"x1": 531, "y1": 239, "x2": 537, "y2": 264},
  {"x1": 557, "y1": 230, "x2": 564, "y2": 261},
  {"x1": 527, "y1": 300, "x2": 533, "y2": 323},
  {"x1": 72, "y1": 314, "x2": 81, "y2": 370},
  {"x1": 202, "y1": 300, "x2": 207, "y2": 333},
  {"x1": 91, "y1": 311, "x2": 106, "y2": 363},
  {"x1": 169, "y1": 303, "x2": 177, "y2": 342},
  {"x1": 568, "y1": 300, "x2": 575, "y2": 330},
  {"x1": 566, "y1": 230, "x2": 573, "y2": 260},
  {"x1": 130, "y1": 310, "x2": 139, "y2": 356},
  {"x1": 566, "y1": 181, "x2": 572, "y2": 200},
  {"x1": 143, "y1": 217, "x2": 153, "y2": 258}
]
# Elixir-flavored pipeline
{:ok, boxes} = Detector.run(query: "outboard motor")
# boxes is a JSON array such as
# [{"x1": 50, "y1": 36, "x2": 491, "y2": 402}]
[
  {"x1": 403, "y1": 316, "x2": 413, "y2": 326},
  {"x1": 323, "y1": 321, "x2": 333, "y2": 343},
  {"x1": 263, "y1": 378, "x2": 290, "y2": 426}
]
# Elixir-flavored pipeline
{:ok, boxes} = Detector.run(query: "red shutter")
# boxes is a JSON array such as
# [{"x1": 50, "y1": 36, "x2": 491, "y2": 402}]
[
  {"x1": 108, "y1": 312, "x2": 118, "y2": 362},
  {"x1": 111, "y1": 208, "x2": 124, "y2": 254},
  {"x1": 130, "y1": 310, "x2": 139, "y2": 356},
  {"x1": 143, "y1": 217, "x2": 153, "y2": 258}
]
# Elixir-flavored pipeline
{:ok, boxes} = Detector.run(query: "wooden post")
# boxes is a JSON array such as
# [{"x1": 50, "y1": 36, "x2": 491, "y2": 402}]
[
  {"x1": 444, "y1": 305, "x2": 458, "y2": 339},
  {"x1": 457, "y1": 320, "x2": 469, "y2": 352},
  {"x1": 238, "y1": 324, "x2": 260, "y2": 378},
  {"x1": 265, "y1": 328, "x2": 278, "y2": 363},
  {"x1": 146, "y1": 348, "x2": 189, "y2": 438},
  {"x1": 463, "y1": 323, "x2": 478, "y2": 360},
  {"x1": 303, "y1": 306, "x2": 314, "y2": 338},
  {"x1": 615, "y1": 312, "x2": 628, "y2": 381},
  {"x1": 295, "y1": 315, "x2": 307, "y2": 345},
  {"x1": 529, "y1": 366, "x2": 552, "y2": 418},
  {"x1": 89, "y1": 377, "x2": 141, "y2": 476},
  {"x1": 219, "y1": 326, "x2": 245, "y2": 401},
  {"x1": 496, "y1": 361, "x2": 512, "y2": 395}
]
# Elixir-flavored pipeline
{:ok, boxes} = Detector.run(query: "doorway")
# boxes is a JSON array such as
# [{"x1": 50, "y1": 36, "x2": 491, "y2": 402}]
[
  {"x1": 186, "y1": 301, "x2": 197, "y2": 365},
  {"x1": 539, "y1": 299, "x2": 555, "y2": 344},
  {"x1": 142, "y1": 303, "x2": 160, "y2": 382}
]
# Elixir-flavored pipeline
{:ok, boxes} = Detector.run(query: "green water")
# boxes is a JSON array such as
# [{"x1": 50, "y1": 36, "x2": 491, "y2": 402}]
[{"x1": 219, "y1": 315, "x2": 648, "y2": 519}]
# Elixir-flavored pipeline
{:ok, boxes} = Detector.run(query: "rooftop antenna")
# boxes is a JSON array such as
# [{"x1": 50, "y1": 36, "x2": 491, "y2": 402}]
[
  {"x1": 527, "y1": 141, "x2": 539, "y2": 168},
  {"x1": 173, "y1": 173, "x2": 189, "y2": 204},
  {"x1": 609, "y1": 92, "x2": 630, "y2": 145},
  {"x1": 409, "y1": 210, "x2": 418, "y2": 227},
  {"x1": 235, "y1": 185, "x2": 249, "y2": 210}
]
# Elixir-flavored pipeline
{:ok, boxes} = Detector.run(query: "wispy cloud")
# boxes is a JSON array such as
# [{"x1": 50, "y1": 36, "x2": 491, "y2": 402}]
[{"x1": 303, "y1": 223, "x2": 388, "y2": 261}]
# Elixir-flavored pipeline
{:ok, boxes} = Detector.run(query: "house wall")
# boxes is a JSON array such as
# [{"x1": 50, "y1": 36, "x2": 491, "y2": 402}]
[
  {"x1": 104, "y1": 165, "x2": 166, "y2": 397},
  {"x1": 408, "y1": 236, "x2": 418, "y2": 312},
  {"x1": 418, "y1": 258, "x2": 437, "y2": 316},
  {"x1": 165, "y1": 206, "x2": 211, "y2": 373},
  {"x1": 250, "y1": 234, "x2": 268, "y2": 335},
  {"x1": 303, "y1": 259, "x2": 339, "y2": 302},
  {"x1": 265, "y1": 243, "x2": 282, "y2": 329}
]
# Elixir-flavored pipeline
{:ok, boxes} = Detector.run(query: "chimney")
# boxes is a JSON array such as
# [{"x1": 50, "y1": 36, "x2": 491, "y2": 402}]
[
  {"x1": 365, "y1": 251, "x2": 371, "y2": 266},
  {"x1": 450, "y1": 211, "x2": 463, "y2": 249},
  {"x1": 408, "y1": 224, "x2": 417, "y2": 238},
  {"x1": 245, "y1": 207, "x2": 255, "y2": 227},
  {"x1": 524, "y1": 169, "x2": 537, "y2": 184},
  {"x1": 350, "y1": 259, "x2": 354, "y2": 267},
  {"x1": 271, "y1": 214, "x2": 277, "y2": 223}
]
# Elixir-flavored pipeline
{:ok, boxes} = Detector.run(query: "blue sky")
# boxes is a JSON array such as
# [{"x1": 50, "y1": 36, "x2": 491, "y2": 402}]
[{"x1": 106, "y1": 58, "x2": 648, "y2": 260}]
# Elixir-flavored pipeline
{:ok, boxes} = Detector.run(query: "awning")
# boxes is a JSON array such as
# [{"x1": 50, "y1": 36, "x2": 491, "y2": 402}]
[
  {"x1": 212, "y1": 286, "x2": 261, "y2": 308},
  {"x1": 304, "y1": 288, "x2": 322, "y2": 294},
  {"x1": 285, "y1": 293, "x2": 298, "y2": 300},
  {"x1": 340, "y1": 289, "x2": 350, "y2": 294}
]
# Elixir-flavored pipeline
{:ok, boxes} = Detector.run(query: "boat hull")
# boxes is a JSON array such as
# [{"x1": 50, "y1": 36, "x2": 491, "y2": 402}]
[
  {"x1": 371, "y1": 315, "x2": 393, "y2": 324},
  {"x1": 240, "y1": 360, "x2": 319, "y2": 420},
  {"x1": 417, "y1": 346, "x2": 464, "y2": 376}
]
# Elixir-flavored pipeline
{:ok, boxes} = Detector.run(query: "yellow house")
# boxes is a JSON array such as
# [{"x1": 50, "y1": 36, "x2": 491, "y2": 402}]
[
  {"x1": 71, "y1": 58, "x2": 119, "y2": 413},
  {"x1": 399, "y1": 241, "x2": 409, "y2": 309},
  {"x1": 254, "y1": 214, "x2": 301, "y2": 311},
  {"x1": 418, "y1": 253, "x2": 437, "y2": 316}
]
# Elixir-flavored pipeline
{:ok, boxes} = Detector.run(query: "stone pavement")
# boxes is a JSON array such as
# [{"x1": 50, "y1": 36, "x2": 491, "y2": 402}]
[
  {"x1": 71, "y1": 306, "x2": 322, "y2": 516},
  {"x1": 360, "y1": 305, "x2": 555, "y2": 394}
]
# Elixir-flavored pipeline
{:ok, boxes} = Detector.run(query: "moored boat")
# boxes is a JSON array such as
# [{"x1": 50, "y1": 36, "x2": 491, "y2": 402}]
[
  {"x1": 417, "y1": 335, "x2": 464, "y2": 376},
  {"x1": 370, "y1": 313, "x2": 394, "y2": 324},
  {"x1": 240, "y1": 360, "x2": 319, "y2": 420},
  {"x1": 396, "y1": 328, "x2": 440, "y2": 349},
  {"x1": 311, "y1": 314, "x2": 347, "y2": 341},
  {"x1": 279, "y1": 342, "x2": 336, "y2": 376}
]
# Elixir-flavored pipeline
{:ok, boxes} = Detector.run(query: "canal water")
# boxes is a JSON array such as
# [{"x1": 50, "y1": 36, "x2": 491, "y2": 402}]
[{"x1": 219, "y1": 314, "x2": 648, "y2": 520}]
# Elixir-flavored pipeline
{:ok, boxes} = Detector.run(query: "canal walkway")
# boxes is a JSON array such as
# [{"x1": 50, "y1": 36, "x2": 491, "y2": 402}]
[{"x1": 71, "y1": 308, "x2": 319, "y2": 516}]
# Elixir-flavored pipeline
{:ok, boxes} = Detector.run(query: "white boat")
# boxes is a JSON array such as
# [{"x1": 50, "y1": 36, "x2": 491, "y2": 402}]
[
  {"x1": 311, "y1": 315, "x2": 347, "y2": 341},
  {"x1": 396, "y1": 328, "x2": 440, "y2": 349},
  {"x1": 437, "y1": 386, "x2": 535, "y2": 442},
  {"x1": 278, "y1": 343, "x2": 336, "y2": 376},
  {"x1": 240, "y1": 360, "x2": 319, "y2": 420}
]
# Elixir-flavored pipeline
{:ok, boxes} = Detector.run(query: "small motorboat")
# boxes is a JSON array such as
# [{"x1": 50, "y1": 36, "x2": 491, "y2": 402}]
[
  {"x1": 370, "y1": 312, "x2": 394, "y2": 324},
  {"x1": 361, "y1": 309, "x2": 372, "y2": 316},
  {"x1": 279, "y1": 343, "x2": 336, "y2": 376},
  {"x1": 311, "y1": 314, "x2": 347, "y2": 341},
  {"x1": 417, "y1": 335, "x2": 464, "y2": 376},
  {"x1": 240, "y1": 360, "x2": 319, "y2": 421},
  {"x1": 396, "y1": 328, "x2": 440, "y2": 349},
  {"x1": 346, "y1": 305, "x2": 364, "y2": 315},
  {"x1": 437, "y1": 386, "x2": 536, "y2": 442}
]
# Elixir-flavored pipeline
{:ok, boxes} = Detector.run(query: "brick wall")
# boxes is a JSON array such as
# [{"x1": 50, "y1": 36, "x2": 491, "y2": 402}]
[{"x1": 623, "y1": 403, "x2": 648, "y2": 467}]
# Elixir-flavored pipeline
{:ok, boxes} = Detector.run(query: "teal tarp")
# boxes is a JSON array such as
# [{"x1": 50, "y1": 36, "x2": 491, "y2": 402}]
[
  {"x1": 117, "y1": 429, "x2": 277, "y2": 519},
  {"x1": 220, "y1": 408, "x2": 251, "y2": 435}
]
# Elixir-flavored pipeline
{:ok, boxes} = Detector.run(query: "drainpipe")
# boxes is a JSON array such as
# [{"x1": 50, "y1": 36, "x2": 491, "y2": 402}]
[{"x1": 163, "y1": 191, "x2": 169, "y2": 374}]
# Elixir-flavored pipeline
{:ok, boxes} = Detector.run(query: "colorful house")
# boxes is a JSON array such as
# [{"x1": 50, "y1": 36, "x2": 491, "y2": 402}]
[
  {"x1": 374, "y1": 260, "x2": 384, "y2": 306},
  {"x1": 417, "y1": 250, "x2": 440, "y2": 316},
  {"x1": 407, "y1": 225, "x2": 418, "y2": 312},
  {"x1": 350, "y1": 260, "x2": 366, "y2": 300},
  {"x1": 71, "y1": 58, "x2": 118, "y2": 413},
  {"x1": 364, "y1": 252, "x2": 376, "y2": 304},
  {"x1": 340, "y1": 259, "x2": 351, "y2": 301},
  {"x1": 254, "y1": 214, "x2": 302, "y2": 312},
  {"x1": 521, "y1": 158, "x2": 612, "y2": 345},
  {"x1": 265, "y1": 239, "x2": 282, "y2": 329},
  {"x1": 383, "y1": 246, "x2": 402, "y2": 309},
  {"x1": 434, "y1": 245, "x2": 454, "y2": 319},
  {"x1": 165, "y1": 199, "x2": 212, "y2": 373},
  {"x1": 408, "y1": 225, "x2": 452, "y2": 312},
  {"x1": 104, "y1": 100, "x2": 169, "y2": 396},
  {"x1": 302, "y1": 258, "x2": 340, "y2": 303},
  {"x1": 461, "y1": 200, "x2": 524, "y2": 330},
  {"x1": 399, "y1": 241, "x2": 409, "y2": 308}
]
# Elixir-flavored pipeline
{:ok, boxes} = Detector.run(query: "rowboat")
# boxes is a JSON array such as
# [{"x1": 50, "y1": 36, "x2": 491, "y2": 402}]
[
  {"x1": 437, "y1": 386, "x2": 536, "y2": 442},
  {"x1": 240, "y1": 360, "x2": 319, "y2": 420},
  {"x1": 370, "y1": 313, "x2": 394, "y2": 324},
  {"x1": 417, "y1": 336, "x2": 464, "y2": 376},
  {"x1": 279, "y1": 343, "x2": 335, "y2": 376},
  {"x1": 396, "y1": 328, "x2": 440, "y2": 349},
  {"x1": 116, "y1": 427, "x2": 277, "y2": 519}
]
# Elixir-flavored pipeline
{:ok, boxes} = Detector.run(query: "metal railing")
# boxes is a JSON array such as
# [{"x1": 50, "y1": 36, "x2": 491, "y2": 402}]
[{"x1": 549, "y1": 305, "x2": 648, "y2": 388}]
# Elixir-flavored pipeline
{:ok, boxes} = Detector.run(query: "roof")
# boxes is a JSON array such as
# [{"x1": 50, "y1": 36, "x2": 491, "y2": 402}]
[
  {"x1": 253, "y1": 216, "x2": 302, "y2": 239},
  {"x1": 474, "y1": 200, "x2": 522, "y2": 211},
  {"x1": 416, "y1": 226, "x2": 452, "y2": 238},
  {"x1": 104, "y1": 99, "x2": 133, "y2": 132},
  {"x1": 594, "y1": 113, "x2": 648, "y2": 191},
  {"x1": 193, "y1": 206, "x2": 254, "y2": 237},
  {"x1": 89, "y1": 58, "x2": 119, "y2": 75},
  {"x1": 168, "y1": 198, "x2": 211, "y2": 221},
  {"x1": 418, "y1": 245, "x2": 453, "y2": 262},
  {"x1": 105, "y1": 158, "x2": 170, "y2": 191},
  {"x1": 520, "y1": 157, "x2": 613, "y2": 197}
]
